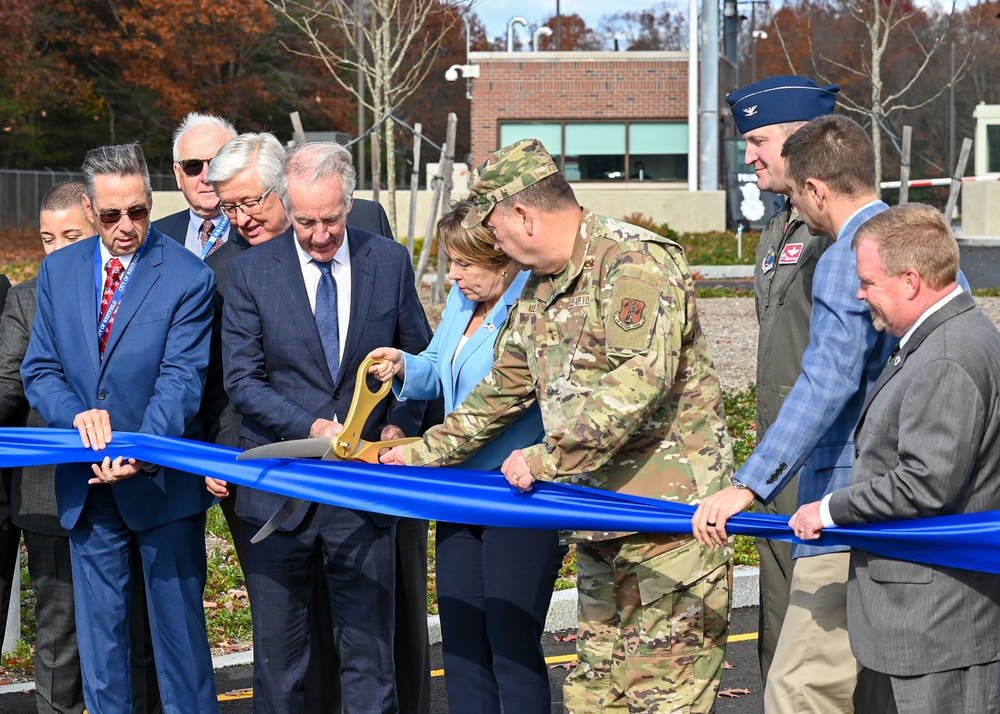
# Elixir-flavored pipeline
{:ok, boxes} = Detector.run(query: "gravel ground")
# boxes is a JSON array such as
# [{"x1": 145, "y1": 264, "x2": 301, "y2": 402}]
[
  {"x1": 698, "y1": 295, "x2": 1000, "y2": 392},
  {"x1": 420, "y1": 288, "x2": 1000, "y2": 394}
]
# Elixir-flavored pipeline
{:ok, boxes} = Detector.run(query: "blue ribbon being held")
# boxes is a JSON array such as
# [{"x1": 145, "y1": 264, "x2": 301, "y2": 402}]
[{"x1": 2, "y1": 427, "x2": 999, "y2": 575}]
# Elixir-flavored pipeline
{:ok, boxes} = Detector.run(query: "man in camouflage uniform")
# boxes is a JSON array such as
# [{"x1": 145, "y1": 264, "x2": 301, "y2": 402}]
[
  {"x1": 384, "y1": 138, "x2": 733, "y2": 713},
  {"x1": 722, "y1": 75, "x2": 839, "y2": 684}
]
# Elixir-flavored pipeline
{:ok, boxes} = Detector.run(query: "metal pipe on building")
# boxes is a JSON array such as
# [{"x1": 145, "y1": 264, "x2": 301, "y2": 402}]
[
  {"x1": 507, "y1": 17, "x2": 528, "y2": 52},
  {"x1": 533, "y1": 26, "x2": 553, "y2": 51}
]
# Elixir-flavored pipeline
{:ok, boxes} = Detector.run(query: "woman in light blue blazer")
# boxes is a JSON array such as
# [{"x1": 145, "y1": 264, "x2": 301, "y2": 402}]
[{"x1": 369, "y1": 200, "x2": 566, "y2": 714}]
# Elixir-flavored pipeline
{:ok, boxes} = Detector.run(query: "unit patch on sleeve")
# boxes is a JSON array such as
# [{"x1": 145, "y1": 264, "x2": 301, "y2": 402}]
[
  {"x1": 608, "y1": 278, "x2": 658, "y2": 352},
  {"x1": 778, "y1": 243, "x2": 804, "y2": 265}
]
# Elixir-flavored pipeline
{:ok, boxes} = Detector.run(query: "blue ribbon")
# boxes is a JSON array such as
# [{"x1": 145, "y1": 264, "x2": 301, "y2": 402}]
[{"x1": 2, "y1": 427, "x2": 999, "y2": 575}]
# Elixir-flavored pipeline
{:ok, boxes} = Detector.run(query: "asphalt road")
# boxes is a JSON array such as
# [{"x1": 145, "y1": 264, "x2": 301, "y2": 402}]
[{"x1": 0, "y1": 607, "x2": 764, "y2": 713}]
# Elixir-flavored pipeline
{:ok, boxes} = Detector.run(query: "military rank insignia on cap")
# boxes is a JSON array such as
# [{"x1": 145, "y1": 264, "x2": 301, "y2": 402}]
[
  {"x1": 726, "y1": 75, "x2": 840, "y2": 135},
  {"x1": 462, "y1": 138, "x2": 559, "y2": 229}
]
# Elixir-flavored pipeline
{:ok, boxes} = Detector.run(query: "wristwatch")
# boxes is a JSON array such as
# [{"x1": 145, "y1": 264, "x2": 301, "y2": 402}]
[{"x1": 732, "y1": 479, "x2": 752, "y2": 492}]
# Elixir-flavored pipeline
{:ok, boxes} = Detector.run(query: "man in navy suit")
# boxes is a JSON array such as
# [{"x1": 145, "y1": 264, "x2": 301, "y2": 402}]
[
  {"x1": 207, "y1": 132, "x2": 433, "y2": 714},
  {"x1": 215, "y1": 141, "x2": 431, "y2": 713},
  {"x1": 22, "y1": 143, "x2": 219, "y2": 713},
  {"x1": 153, "y1": 112, "x2": 237, "y2": 258}
]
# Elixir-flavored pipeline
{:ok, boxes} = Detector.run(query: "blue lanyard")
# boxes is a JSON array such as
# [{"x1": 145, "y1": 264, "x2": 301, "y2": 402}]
[
  {"x1": 200, "y1": 215, "x2": 230, "y2": 259},
  {"x1": 95, "y1": 227, "x2": 151, "y2": 344}
]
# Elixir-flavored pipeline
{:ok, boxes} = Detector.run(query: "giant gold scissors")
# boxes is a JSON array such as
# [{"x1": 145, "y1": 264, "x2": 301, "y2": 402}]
[
  {"x1": 237, "y1": 356, "x2": 419, "y2": 463},
  {"x1": 236, "y1": 356, "x2": 418, "y2": 542}
]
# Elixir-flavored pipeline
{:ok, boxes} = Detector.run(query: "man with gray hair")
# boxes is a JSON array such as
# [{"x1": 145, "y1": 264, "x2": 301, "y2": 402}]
[
  {"x1": 22, "y1": 143, "x2": 219, "y2": 713},
  {"x1": 154, "y1": 112, "x2": 237, "y2": 257},
  {"x1": 217, "y1": 141, "x2": 432, "y2": 713},
  {"x1": 205, "y1": 134, "x2": 433, "y2": 714}
]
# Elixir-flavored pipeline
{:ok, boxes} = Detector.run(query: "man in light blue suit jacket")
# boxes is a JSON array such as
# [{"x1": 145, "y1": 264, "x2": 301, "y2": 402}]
[
  {"x1": 22, "y1": 144, "x2": 219, "y2": 714},
  {"x1": 693, "y1": 116, "x2": 969, "y2": 713}
]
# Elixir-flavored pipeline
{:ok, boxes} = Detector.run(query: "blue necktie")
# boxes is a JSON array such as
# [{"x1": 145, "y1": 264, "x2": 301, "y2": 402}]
[{"x1": 314, "y1": 260, "x2": 340, "y2": 383}]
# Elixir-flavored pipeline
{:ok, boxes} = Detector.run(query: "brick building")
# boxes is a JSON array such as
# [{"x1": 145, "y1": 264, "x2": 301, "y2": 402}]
[{"x1": 468, "y1": 51, "x2": 692, "y2": 183}]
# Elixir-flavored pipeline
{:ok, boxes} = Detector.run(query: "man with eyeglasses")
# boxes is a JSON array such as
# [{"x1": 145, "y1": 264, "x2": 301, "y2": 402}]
[
  {"x1": 22, "y1": 143, "x2": 220, "y2": 713},
  {"x1": 154, "y1": 112, "x2": 237, "y2": 259}
]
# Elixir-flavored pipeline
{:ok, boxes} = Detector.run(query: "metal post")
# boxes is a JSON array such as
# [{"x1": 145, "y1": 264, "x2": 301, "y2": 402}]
[
  {"x1": 700, "y1": 0, "x2": 719, "y2": 191},
  {"x1": 899, "y1": 126, "x2": 912, "y2": 205},
  {"x1": 356, "y1": 0, "x2": 366, "y2": 190}
]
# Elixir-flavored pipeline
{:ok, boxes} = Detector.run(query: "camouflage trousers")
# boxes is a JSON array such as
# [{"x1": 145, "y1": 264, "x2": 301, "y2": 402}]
[{"x1": 565, "y1": 533, "x2": 732, "y2": 713}]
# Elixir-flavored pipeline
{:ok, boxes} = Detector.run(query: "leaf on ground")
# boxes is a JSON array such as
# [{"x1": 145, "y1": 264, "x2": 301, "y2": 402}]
[
  {"x1": 554, "y1": 633, "x2": 577, "y2": 642},
  {"x1": 717, "y1": 688, "x2": 751, "y2": 698},
  {"x1": 549, "y1": 661, "x2": 576, "y2": 670},
  {"x1": 723, "y1": 660, "x2": 734, "y2": 669}
]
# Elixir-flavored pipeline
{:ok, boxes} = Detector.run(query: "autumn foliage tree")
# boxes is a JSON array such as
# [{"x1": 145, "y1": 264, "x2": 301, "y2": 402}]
[{"x1": 754, "y1": 0, "x2": 978, "y2": 187}]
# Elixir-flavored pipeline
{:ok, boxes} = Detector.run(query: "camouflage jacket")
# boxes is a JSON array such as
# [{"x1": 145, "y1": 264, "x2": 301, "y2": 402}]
[{"x1": 403, "y1": 210, "x2": 734, "y2": 541}]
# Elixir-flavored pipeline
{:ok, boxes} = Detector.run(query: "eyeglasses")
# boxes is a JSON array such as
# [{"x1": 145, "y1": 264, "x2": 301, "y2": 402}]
[
  {"x1": 177, "y1": 158, "x2": 212, "y2": 177},
  {"x1": 217, "y1": 184, "x2": 276, "y2": 218},
  {"x1": 97, "y1": 207, "x2": 150, "y2": 226}
]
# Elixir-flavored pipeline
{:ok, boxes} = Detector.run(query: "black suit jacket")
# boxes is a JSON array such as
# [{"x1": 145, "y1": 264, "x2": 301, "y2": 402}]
[
  {"x1": 153, "y1": 208, "x2": 238, "y2": 255},
  {"x1": 0, "y1": 280, "x2": 63, "y2": 535}
]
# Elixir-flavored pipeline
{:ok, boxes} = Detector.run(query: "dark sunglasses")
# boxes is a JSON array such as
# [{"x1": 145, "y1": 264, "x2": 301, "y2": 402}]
[
  {"x1": 97, "y1": 207, "x2": 150, "y2": 226},
  {"x1": 178, "y1": 158, "x2": 212, "y2": 177}
]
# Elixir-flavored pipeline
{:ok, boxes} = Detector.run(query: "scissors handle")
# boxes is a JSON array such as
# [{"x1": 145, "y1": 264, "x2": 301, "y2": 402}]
[{"x1": 332, "y1": 356, "x2": 395, "y2": 459}]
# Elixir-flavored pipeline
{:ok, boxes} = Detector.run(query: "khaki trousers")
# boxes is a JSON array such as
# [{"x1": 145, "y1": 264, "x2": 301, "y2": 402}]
[{"x1": 765, "y1": 551, "x2": 857, "y2": 714}]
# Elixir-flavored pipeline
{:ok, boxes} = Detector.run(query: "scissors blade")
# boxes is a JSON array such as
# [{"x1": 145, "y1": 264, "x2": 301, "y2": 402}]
[
  {"x1": 249, "y1": 498, "x2": 308, "y2": 543},
  {"x1": 237, "y1": 438, "x2": 335, "y2": 461}
]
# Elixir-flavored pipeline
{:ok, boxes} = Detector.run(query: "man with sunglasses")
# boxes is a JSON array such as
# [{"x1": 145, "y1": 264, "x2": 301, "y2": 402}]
[
  {"x1": 23, "y1": 143, "x2": 220, "y2": 713},
  {"x1": 154, "y1": 112, "x2": 237, "y2": 259}
]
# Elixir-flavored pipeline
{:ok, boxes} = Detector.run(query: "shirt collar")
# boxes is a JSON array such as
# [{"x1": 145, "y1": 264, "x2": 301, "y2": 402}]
[
  {"x1": 836, "y1": 200, "x2": 883, "y2": 242},
  {"x1": 295, "y1": 226, "x2": 352, "y2": 270},
  {"x1": 899, "y1": 284, "x2": 965, "y2": 348}
]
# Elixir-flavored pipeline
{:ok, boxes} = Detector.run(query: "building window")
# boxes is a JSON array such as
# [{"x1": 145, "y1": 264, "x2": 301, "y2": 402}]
[
  {"x1": 499, "y1": 121, "x2": 688, "y2": 182},
  {"x1": 989, "y1": 124, "x2": 1000, "y2": 174}
]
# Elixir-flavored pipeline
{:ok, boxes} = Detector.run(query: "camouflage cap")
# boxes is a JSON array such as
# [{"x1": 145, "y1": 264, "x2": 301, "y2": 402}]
[{"x1": 462, "y1": 138, "x2": 559, "y2": 229}]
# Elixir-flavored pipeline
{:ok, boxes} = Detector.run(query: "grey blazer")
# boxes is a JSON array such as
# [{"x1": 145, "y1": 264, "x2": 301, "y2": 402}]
[
  {"x1": 829, "y1": 290, "x2": 1000, "y2": 676},
  {"x1": 0, "y1": 279, "x2": 64, "y2": 536}
]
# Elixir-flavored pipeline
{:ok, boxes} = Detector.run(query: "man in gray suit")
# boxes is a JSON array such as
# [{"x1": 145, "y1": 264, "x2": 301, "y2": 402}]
[
  {"x1": 792, "y1": 204, "x2": 1000, "y2": 714},
  {"x1": 0, "y1": 182, "x2": 161, "y2": 714}
]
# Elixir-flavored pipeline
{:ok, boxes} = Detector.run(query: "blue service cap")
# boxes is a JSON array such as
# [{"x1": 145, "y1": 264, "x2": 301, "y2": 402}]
[{"x1": 726, "y1": 75, "x2": 840, "y2": 134}]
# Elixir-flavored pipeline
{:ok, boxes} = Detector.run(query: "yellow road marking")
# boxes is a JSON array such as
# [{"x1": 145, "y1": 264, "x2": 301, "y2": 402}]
[{"x1": 213, "y1": 633, "x2": 759, "y2": 700}]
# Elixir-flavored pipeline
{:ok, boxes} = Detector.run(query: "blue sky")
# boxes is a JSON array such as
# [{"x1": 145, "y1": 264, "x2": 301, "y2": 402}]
[{"x1": 473, "y1": 0, "x2": 670, "y2": 41}]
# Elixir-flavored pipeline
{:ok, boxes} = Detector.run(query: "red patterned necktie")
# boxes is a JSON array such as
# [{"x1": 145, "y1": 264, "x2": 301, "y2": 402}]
[{"x1": 99, "y1": 258, "x2": 124, "y2": 358}]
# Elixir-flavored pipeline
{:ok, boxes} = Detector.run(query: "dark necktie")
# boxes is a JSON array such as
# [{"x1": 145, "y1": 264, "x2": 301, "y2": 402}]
[
  {"x1": 314, "y1": 260, "x2": 340, "y2": 383},
  {"x1": 887, "y1": 342, "x2": 901, "y2": 367},
  {"x1": 200, "y1": 219, "x2": 222, "y2": 256},
  {"x1": 99, "y1": 258, "x2": 124, "y2": 358}
]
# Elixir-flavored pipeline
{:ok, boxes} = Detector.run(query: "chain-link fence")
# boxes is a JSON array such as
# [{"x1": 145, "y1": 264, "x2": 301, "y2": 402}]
[{"x1": 0, "y1": 169, "x2": 176, "y2": 229}]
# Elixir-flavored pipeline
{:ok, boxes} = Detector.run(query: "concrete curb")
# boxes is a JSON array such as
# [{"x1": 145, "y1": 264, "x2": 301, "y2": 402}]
[
  {"x1": 0, "y1": 568, "x2": 759, "y2": 692},
  {"x1": 691, "y1": 265, "x2": 754, "y2": 279},
  {"x1": 427, "y1": 565, "x2": 760, "y2": 646}
]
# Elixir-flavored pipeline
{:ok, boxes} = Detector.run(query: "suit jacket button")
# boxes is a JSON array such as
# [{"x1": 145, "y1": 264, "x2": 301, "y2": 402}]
[
  {"x1": 97, "y1": 391, "x2": 106, "y2": 400},
  {"x1": 855, "y1": 448, "x2": 860, "y2": 459},
  {"x1": 333, "y1": 393, "x2": 340, "y2": 400}
]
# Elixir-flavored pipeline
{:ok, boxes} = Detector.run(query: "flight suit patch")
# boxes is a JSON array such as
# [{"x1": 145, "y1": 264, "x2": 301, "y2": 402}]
[
  {"x1": 778, "y1": 243, "x2": 804, "y2": 265},
  {"x1": 762, "y1": 244, "x2": 777, "y2": 273}
]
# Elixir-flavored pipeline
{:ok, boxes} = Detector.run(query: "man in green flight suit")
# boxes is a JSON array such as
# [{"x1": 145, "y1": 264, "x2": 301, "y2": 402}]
[
  {"x1": 724, "y1": 75, "x2": 839, "y2": 685},
  {"x1": 383, "y1": 138, "x2": 733, "y2": 713}
]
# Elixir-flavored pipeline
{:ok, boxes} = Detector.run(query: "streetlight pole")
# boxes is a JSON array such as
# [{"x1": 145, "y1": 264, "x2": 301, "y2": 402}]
[{"x1": 556, "y1": 0, "x2": 561, "y2": 51}]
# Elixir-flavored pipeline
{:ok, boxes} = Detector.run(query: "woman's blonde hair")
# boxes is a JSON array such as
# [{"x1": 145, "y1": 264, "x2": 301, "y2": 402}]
[{"x1": 436, "y1": 199, "x2": 509, "y2": 271}]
